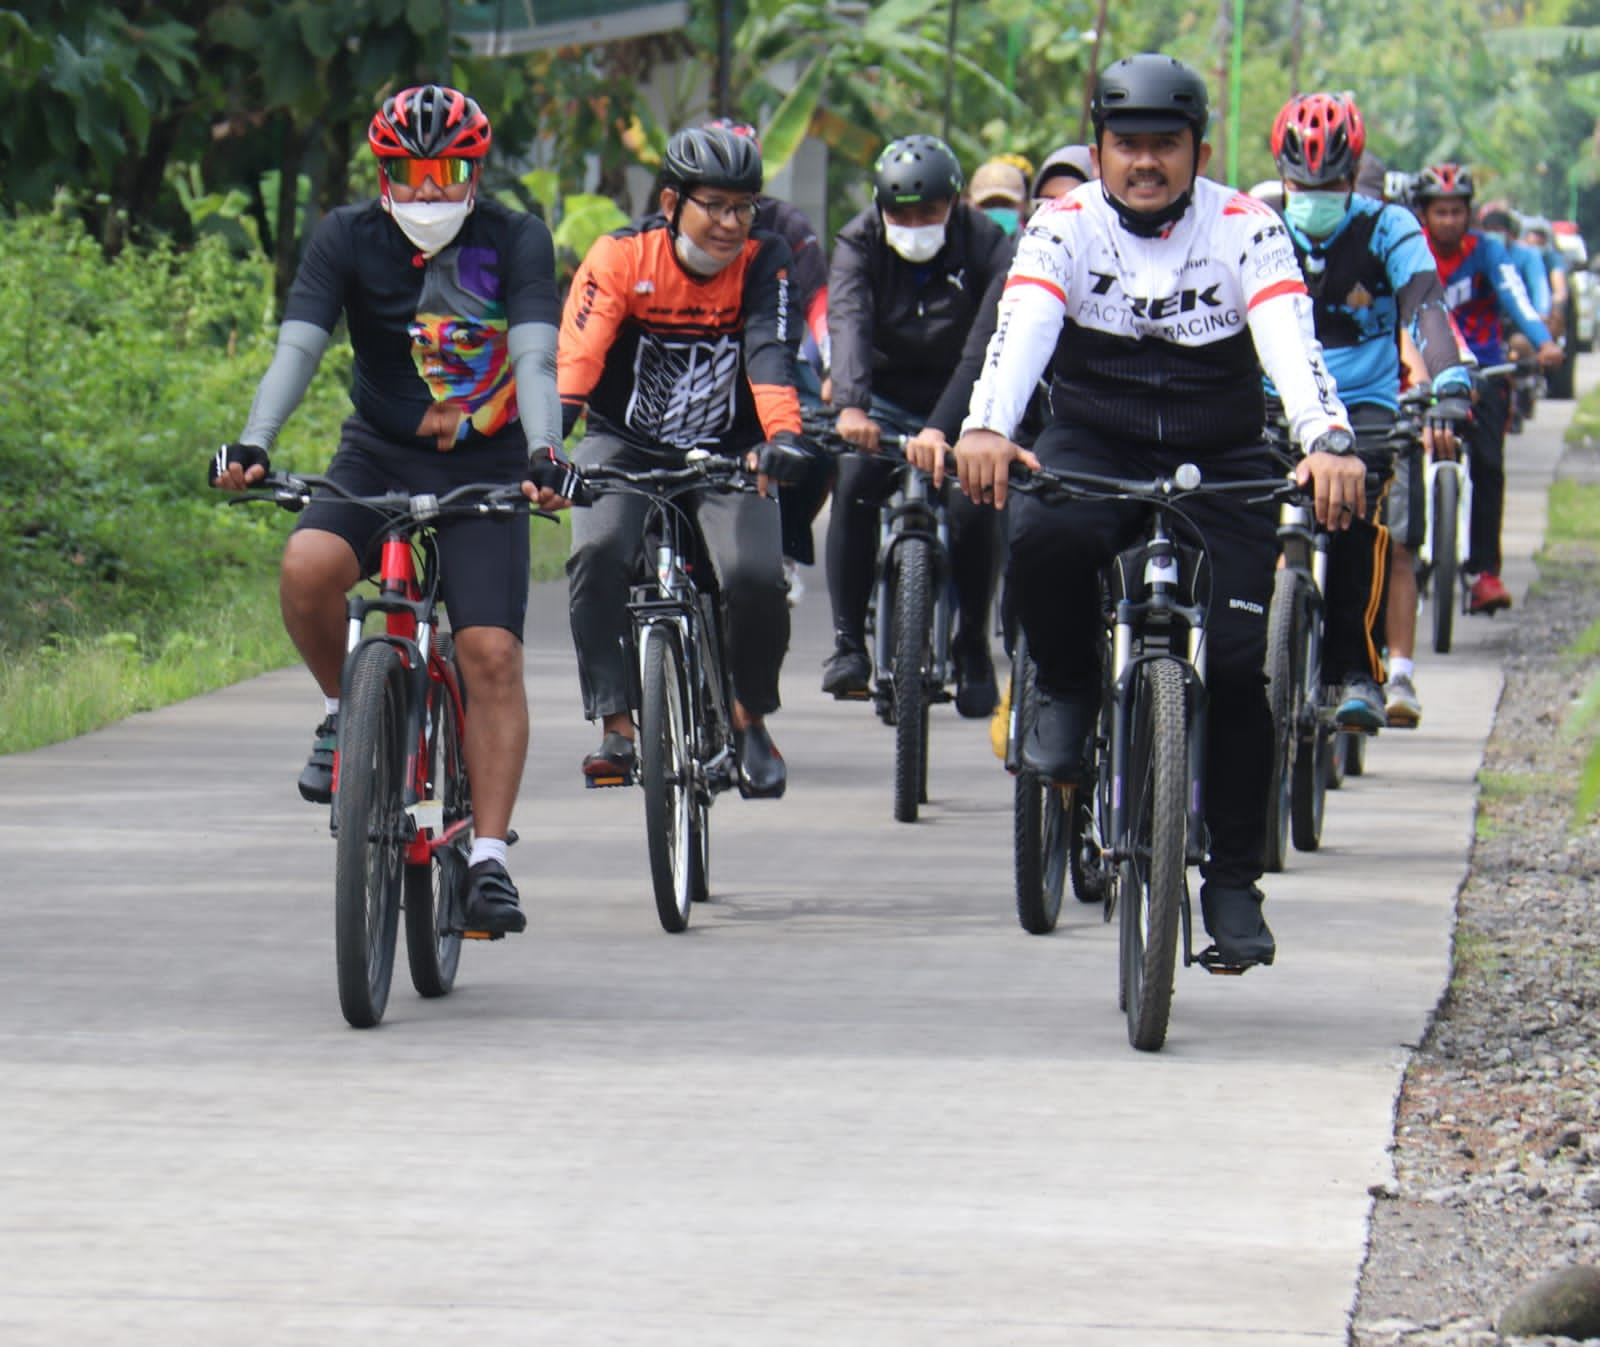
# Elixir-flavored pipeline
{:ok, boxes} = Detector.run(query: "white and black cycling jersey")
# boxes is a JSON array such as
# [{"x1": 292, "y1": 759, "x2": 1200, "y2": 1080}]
[{"x1": 963, "y1": 175, "x2": 1348, "y2": 454}]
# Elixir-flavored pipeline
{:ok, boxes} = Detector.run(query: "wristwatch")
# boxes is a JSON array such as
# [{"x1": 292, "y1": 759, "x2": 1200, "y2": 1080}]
[{"x1": 1312, "y1": 427, "x2": 1356, "y2": 456}]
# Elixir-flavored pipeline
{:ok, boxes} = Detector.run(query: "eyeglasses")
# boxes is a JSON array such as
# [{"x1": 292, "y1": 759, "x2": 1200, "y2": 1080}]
[
  {"x1": 687, "y1": 195, "x2": 759, "y2": 226},
  {"x1": 384, "y1": 157, "x2": 476, "y2": 190}
]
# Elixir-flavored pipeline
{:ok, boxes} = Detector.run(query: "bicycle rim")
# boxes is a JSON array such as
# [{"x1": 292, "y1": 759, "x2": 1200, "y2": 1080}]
[
  {"x1": 333, "y1": 642, "x2": 407, "y2": 1028},
  {"x1": 1262, "y1": 567, "x2": 1298, "y2": 873},
  {"x1": 1290, "y1": 581, "x2": 1328, "y2": 852},
  {"x1": 641, "y1": 626, "x2": 694, "y2": 932},
  {"x1": 892, "y1": 540, "x2": 932, "y2": 823},
  {"x1": 405, "y1": 642, "x2": 466, "y2": 998},
  {"x1": 1432, "y1": 469, "x2": 1458, "y2": 654},
  {"x1": 1119, "y1": 660, "x2": 1187, "y2": 1053}
]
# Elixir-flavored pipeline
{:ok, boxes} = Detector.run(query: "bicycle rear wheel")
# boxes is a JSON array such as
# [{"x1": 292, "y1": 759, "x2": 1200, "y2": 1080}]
[
  {"x1": 1012, "y1": 652, "x2": 1071, "y2": 934},
  {"x1": 405, "y1": 638, "x2": 467, "y2": 999},
  {"x1": 1119, "y1": 659, "x2": 1187, "y2": 1053},
  {"x1": 1262, "y1": 567, "x2": 1298, "y2": 873},
  {"x1": 334, "y1": 641, "x2": 407, "y2": 1028},
  {"x1": 892, "y1": 539, "x2": 932, "y2": 824},
  {"x1": 1290, "y1": 577, "x2": 1328, "y2": 852},
  {"x1": 641, "y1": 624, "x2": 695, "y2": 933},
  {"x1": 1431, "y1": 468, "x2": 1459, "y2": 655},
  {"x1": 1344, "y1": 729, "x2": 1367, "y2": 777}
]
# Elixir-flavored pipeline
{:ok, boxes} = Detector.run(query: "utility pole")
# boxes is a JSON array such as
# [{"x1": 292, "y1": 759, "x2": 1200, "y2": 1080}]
[
  {"x1": 942, "y1": 0, "x2": 957, "y2": 143},
  {"x1": 1289, "y1": 0, "x2": 1303, "y2": 98},
  {"x1": 716, "y1": 0, "x2": 733, "y2": 117},
  {"x1": 1079, "y1": 0, "x2": 1110, "y2": 141}
]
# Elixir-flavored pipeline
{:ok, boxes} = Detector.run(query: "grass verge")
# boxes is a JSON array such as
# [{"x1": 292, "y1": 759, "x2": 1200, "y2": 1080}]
[{"x1": 0, "y1": 514, "x2": 572, "y2": 757}]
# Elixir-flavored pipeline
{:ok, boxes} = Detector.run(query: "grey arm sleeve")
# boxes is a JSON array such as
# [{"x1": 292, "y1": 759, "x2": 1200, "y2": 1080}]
[
  {"x1": 509, "y1": 321, "x2": 562, "y2": 450},
  {"x1": 239, "y1": 320, "x2": 330, "y2": 450}
]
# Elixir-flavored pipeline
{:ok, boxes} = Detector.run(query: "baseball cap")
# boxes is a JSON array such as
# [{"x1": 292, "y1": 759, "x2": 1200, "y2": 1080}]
[{"x1": 969, "y1": 159, "x2": 1028, "y2": 206}]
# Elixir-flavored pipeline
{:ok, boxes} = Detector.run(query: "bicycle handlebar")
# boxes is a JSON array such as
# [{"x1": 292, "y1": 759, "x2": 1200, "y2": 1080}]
[
  {"x1": 1007, "y1": 460, "x2": 1303, "y2": 507},
  {"x1": 798, "y1": 411, "x2": 910, "y2": 456},
  {"x1": 578, "y1": 450, "x2": 761, "y2": 494},
  {"x1": 228, "y1": 471, "x2": 558, "y2": 523}
]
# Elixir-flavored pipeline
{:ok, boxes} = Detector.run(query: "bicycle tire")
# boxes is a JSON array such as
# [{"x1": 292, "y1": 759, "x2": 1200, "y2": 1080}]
[
  {"x1": 892, "y1": 538, "x2": 932, "y2": 823},
  {"x1": 1262, "y1": 567, "x2": 1298, "y2": 873},
  {"x1": 405, "y1": 638, "x2": 467, "y2": 999},
  {"x1": 1344, "y1": 728, "x2": 1367, "y2": 777},
  {"x1": 1432, "y1": 467, "x2": 1459, "y2": 655},
  {"x1": 333, "y1": 640, "x2": 407, "y2": 1029},
  {"x1": 1292, "y1": 572, "x2": 1331, "y2": 844},
  {"x1": 1324, "y1": 729, "x2": 1348, "y2": 791},
  {"x1": 1119, "y1": 659, "x2": 1187, "y2": 1053},
  {"x1": 641, "y1": 624, "x2": 695, "y2": 933},
  {"x1": 1012, "y1": 653, "x2": 1070, "y2": 934}
]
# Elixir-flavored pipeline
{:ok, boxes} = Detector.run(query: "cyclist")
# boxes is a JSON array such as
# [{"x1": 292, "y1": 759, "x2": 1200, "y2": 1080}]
[
  {"x1": 944, "y1": 54, "x2": 1363, "y2": 969},
  {"x1": 208, "y1": 84, "x2": 577, "y2": 938},
  {"x1": 560, "y1": 125, "x2": 803, "y2": 798},
  {"x1": 1479, "y1": 207, "x2": 1551, "y2": 433},
  {"x1": 823, "y1": 133, "x2": 1012, "y2": 718},
  {"x1": 968, "y1": 156, "x2": 1032, "y2": 236},
  {"x1": 1031, "y1": 144, "x2": 1096, "y2": 208},
  {"x1": 1267, "y1": 92, "x2": 1474, "y2": 732},
  {"x1": 1412, "y1": 164, "x2": 1562, "y2": 615},
  {"x1": 704, "y1": 118, "x2": 833, "y2": 606},
  {"x1": 1521, "y1": 215, "x2": 1570, "y2": 339}
]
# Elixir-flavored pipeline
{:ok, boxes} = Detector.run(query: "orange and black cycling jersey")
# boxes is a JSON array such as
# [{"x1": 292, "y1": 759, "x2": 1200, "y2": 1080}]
[{"x1": 559, "y1": 215, "x2": 803, "y2": 453}]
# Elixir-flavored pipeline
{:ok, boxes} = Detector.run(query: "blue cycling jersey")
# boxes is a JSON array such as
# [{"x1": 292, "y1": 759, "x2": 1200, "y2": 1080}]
[
  {"x1": 1503, "y1": 239, "x2": 1552, "y2": 316},
  {"x1": 1266, "y1": 194, "x2": 1470, "y2": 411},
  {"x1": 1428, "y1": 229, "x2": 1553, "y2": 366}
]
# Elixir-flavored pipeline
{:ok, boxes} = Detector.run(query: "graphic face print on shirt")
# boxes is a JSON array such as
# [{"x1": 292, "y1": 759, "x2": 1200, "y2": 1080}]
[{"x1": 409, "y1": 246, "x2": 516, "y2": 442}]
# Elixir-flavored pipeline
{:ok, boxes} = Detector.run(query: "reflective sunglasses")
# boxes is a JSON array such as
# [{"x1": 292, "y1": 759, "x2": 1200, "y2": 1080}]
[{"x1": 384, "y1": 157, "x2": 476, "y2": 190}]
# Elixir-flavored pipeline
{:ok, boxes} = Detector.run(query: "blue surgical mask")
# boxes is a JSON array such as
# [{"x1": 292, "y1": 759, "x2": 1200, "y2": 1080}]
[
  {"x1": 983, "y1": 205, "x2": 1021, "y2": 236},
  {"x1": 1284, "y1": 189, "x2": 1352, "y2": 240}
]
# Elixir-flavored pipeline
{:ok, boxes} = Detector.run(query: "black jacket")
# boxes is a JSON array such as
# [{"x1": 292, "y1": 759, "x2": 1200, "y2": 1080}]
[{"x1": 827, "y1": 200, "x2": 1010, "y2": 424}]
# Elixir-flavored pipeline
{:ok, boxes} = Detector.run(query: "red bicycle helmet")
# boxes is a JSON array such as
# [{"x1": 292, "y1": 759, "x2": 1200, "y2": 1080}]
[
  {"x1": 1271, "y1": 93, "x2": 1365, "y2": 188},
  {"x1": 368, "y1": 84, "x2": 491, "y2": 160},
  {"x1": 1412, "y1": 162, "x2": 1474, "y2": 201}
]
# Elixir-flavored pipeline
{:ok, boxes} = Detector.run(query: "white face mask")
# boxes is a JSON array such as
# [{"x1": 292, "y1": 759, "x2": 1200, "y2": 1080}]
[
  {"x1": 384, "y1": 197, "x2": 473, "y2": 257},
  {"x1": 674, "y1": 230, "x2": 736, "y2": 276},
  {"x1": 884, "y1": 220, "x2": 947, "y2": 264}
]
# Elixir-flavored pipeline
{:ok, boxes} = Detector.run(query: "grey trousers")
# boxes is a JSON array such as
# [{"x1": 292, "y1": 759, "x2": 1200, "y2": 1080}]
[{"x1": 567, "y1": 430, "x2": 790, "y2": 721}]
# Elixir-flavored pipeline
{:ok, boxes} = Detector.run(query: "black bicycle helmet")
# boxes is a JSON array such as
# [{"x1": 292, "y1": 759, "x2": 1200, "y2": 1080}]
[
  {"x1": 368, "y1": 84, "x2": 491, "y2": 160},
  {"x1": 660, "y1": 126, "x2": 764, "y2": 194},
  {"x1": 873, "y1": 135, "x2": 964, "y2": 210},
  {"x1": 1090, "y1": 54, "x2": 1210, "y2": 140}
]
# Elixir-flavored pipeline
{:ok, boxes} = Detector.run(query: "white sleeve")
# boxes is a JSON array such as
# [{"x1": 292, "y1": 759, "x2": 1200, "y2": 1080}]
[
  {"x1": 1239, "y1": 217, "x2": 1348, "y2": 447},
  {"x1": 961, "y1": 225, "x2": 1069, "y2": 439}
]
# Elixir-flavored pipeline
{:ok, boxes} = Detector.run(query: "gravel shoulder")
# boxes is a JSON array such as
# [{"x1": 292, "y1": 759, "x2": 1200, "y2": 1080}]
[{"x1": 1351, "y1": 444, "x2": 1600, "y2": 1347}]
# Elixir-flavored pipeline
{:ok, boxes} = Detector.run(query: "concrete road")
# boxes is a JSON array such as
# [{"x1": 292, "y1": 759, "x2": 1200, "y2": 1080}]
[{"x1": 0, "y1": 369, "x2": 1582, "y2": 1346}]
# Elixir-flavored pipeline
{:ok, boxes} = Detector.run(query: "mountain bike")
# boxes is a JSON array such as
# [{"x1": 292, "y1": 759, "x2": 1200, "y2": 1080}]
[
  {"x1": 801, "y1": 413, "x2": 953, "y2": 824},
  {"x1": 234, "y1": 472, "x2": 552, "y2": 1028},
  {"x1": 579, "y1": 443, "x2": 807, "y2": 933},
  {"x1": 1418, "y1": 362, "x2": 1529, "y2": 654},
  {"x1": 1007, "y1": 460, "x2": 1299, "y2": 1053},
  {"x1": 1259, "y1": 420, "x2": 1405, "y2": 870}
]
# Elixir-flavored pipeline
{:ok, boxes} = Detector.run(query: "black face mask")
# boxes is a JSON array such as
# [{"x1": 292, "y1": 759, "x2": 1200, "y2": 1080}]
[{"x1": 1101, "y1": 182, "x2": 1194, "y2": 238}]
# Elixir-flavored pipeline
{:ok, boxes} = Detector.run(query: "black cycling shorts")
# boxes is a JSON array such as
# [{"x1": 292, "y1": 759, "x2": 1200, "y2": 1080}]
[{"x1": 293, "y1": 415, "x2": 531, "y2": 637}]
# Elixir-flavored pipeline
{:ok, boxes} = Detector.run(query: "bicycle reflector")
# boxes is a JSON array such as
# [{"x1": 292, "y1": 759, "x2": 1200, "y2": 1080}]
[{"x1": 384, "y1": 157, "x2": 476, "y2": 190}]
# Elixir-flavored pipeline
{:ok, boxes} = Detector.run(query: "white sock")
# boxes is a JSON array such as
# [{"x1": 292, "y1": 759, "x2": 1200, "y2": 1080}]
[
  {"x1": 324, "y1": 695, "x2": 340, "y2": 717},
  {"x1": 469, "y1": 837, "x2": 509, "y2": 869},
  {"x1": 1389, "y1": 657, "x2": 1415, "y2": 681}
]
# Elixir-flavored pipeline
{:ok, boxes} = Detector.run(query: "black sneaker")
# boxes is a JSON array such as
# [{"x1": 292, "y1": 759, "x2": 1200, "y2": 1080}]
[
  {"x1": 1021, "y1": 689, "x2": 1096, "y2": 785},
  {"x1": 297, "y1": 715, "x2": 337, "y2": 804},
  {"x1": 1198, "y1": 882, "x2": 1275, "y2": 968},
  {"x1": 821, "y1": 640, "x2": 871, "y2": 698},
  {"x1": 582, "y1": 731, "x2": 637, "y2": 780},
  {"x1": 953, "y1": 640, "x2": 998, "y2": 719},
  {"x1": 462, "y1": 859, "x2": 527, "y2": 936},
  {"x1": 734, "y1": 721, "x2": 787, "y2": 799}
]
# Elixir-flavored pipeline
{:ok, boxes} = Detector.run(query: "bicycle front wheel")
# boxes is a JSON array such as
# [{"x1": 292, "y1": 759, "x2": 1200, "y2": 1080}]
[
  {"x1": 641, "y1": 624, "x2": 695, "y2": 933},
  {"x1": 405, "y1": 637, "x2": 467, "y2": 999},
  {"x1": 892, "y1": 538, "x2": 933, "y2": 824},
  {"x1": 1012, "y1": 652, "x2": 1070, "y2": 934},
  {"x1": 334, "y1": 641, "x2": 408, "y2": 1028},
  {"x1": 1431, "y1": 467, "x2": 1459, "y2": 655},
  {"x1": 1119, "y1": 659, "x2": 1187, "y2": 1053},
  {"x1": 1290, "y1": 587, "x2": 1329, "y2": 853},
  {"x1": 1262, "y1": 567, "x2": 1298, "y2": 873}
]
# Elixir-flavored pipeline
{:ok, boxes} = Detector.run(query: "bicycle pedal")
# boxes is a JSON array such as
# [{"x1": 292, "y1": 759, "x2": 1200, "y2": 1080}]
[
  {"x1": 832, "y1": 688, "x2": 872, "y2": 702},
  {"x1": 461, "y1": 928, "x2": 505, "y2": 942},
  {"x1": 584, "y1": 772, "x2": 635, "y2": 789},
  {"x1": 1196, "y1": 945, "x2": 1261, "y2": 976}
]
